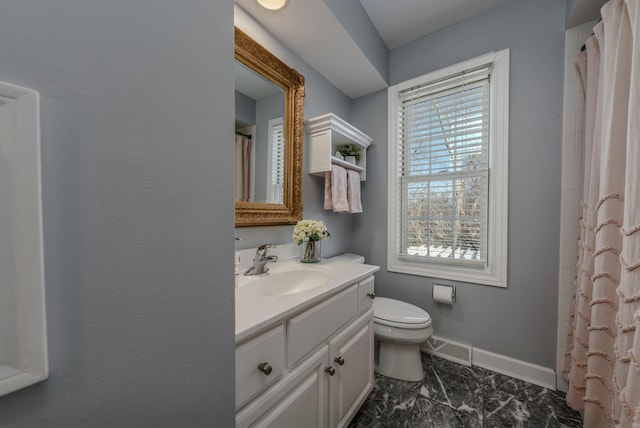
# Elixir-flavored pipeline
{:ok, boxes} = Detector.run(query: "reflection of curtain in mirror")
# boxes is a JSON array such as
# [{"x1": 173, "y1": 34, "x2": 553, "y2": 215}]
[{"x1": 235, "y1": 134, "x2": 252, "y2": 201}]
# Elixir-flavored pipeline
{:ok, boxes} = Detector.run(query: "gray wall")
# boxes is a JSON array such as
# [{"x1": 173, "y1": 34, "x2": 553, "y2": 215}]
[
  {"x1": 0, "y1": 1, "x2": 235, "y2": 426},
  {"x1": 235, "y1": 90, "x2": 256, "y2": 126},
  {"x1": 234, "y1": 10, "x2": 355, "y2": 258},
  {"x1": 566, "y1": 0, "x2": 578, "y2": 25},
  {"x1": 351, "y1": 0, "x2": 566, "y2": 369},
  {"x1": 322, "y1": 0, "x2": 389, "y2": 84}
]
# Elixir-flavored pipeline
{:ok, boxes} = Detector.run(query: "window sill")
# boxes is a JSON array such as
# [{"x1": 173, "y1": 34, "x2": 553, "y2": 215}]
[{"x1": 388, "y1": 258, "x2": 506, "y2": 288}]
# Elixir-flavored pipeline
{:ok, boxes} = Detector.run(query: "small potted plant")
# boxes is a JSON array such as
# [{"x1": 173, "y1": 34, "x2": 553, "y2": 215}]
[{"x1": 337, "y1": 144, "x2": 361, "y2": 164}]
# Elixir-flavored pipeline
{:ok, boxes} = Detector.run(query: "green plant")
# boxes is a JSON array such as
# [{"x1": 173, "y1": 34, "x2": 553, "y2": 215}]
[{"x1": 338, "y1": 144, "x2": 361, "y2": 161}]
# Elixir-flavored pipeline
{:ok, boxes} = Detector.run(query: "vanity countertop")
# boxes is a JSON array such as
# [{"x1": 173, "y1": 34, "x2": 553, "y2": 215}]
[{"x1": 235, "y1": 259, "x2": 379, "y2": 343}]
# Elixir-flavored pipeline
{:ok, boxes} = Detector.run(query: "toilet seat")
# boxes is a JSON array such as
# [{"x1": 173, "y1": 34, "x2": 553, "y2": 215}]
[{"x1": 374, "y1": 297, "x2": 431, "y2": 330}]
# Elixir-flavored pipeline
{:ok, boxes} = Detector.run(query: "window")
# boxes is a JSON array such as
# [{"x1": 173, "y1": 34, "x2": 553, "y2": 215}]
[
  {"x1": 387, "y1": 49, "x2": 509, "y2": 287},
  {"x1": 266, "y1": 117, "x2": 285, "y2": 203}
]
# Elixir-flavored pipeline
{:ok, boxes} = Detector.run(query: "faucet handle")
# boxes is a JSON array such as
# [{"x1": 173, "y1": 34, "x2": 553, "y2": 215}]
[{"x1": 256, "y1": 244, "x2": 276, "y2": 257}]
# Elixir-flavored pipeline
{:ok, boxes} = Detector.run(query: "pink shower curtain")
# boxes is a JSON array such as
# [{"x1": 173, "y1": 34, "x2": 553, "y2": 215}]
[
  {"x1": 564, "y1": 0, "x2": 640, "y2": 426},
  {"x1": 235, "y1": 134, "x2": 252, "y2": 202}
]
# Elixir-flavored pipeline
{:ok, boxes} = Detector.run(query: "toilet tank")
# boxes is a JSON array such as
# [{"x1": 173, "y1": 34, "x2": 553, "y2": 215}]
[{"x1": 328, "y1": 253, "x2": 365, "y2": 264}]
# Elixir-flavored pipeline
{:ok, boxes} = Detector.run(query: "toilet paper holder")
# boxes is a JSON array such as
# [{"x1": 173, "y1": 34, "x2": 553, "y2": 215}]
[{"x1": 432, "y1": 284, "x2": 456, "y2": 304}]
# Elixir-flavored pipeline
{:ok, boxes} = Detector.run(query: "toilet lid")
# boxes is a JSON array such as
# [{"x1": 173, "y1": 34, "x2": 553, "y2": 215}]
[{"x1": 374, "y1": 297, "x2": 432, "y2": 329}]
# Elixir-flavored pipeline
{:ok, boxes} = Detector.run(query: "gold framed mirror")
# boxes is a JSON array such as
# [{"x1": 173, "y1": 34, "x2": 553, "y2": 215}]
[{"x1": 235, "y1": 27, "x2": 305, "y2": 226}]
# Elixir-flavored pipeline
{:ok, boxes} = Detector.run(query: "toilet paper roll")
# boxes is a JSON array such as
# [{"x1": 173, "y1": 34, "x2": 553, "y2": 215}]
[{"x1": 433, "y1": 284, "x2": 456, "y2": 305}]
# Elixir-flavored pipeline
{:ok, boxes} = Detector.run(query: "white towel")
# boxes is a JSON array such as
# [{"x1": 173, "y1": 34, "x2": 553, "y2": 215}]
[
  {"x1": 324, "y1": 165, "x2": 349, "y2": 213},
  {"x1": 347, "y1": 170, "x2": 362, "y2": 213}
]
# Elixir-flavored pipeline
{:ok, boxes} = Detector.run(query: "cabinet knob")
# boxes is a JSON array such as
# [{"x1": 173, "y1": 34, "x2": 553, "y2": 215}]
[
  {"x1": 257, "y1": 362, "x2": 273, "y2": 376},
  {"x1": 334, "y1": 356, "x2": 345, "y2": 366},
  {"x1": 324, "y1": 366, "x2": 336, "y2": 376},
  {"x1": 367, "y1": 292, "x2": 376, "y2": 299}
]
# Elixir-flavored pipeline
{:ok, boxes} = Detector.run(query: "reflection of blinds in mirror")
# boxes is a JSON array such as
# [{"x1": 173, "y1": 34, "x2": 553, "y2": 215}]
[{"x1": 267, "y1": 117, "x2": 285, "y2": 203}]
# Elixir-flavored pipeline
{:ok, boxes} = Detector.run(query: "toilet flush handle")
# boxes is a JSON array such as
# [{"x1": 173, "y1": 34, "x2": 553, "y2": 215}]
[{"x1": 367, "y1": 292, "x2": 376, "y2": 299}]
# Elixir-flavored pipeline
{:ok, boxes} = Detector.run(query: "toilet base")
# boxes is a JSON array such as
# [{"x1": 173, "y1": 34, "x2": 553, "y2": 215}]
[{"x1": 375, "y1": 340, "x2": 425, "y2": 382}]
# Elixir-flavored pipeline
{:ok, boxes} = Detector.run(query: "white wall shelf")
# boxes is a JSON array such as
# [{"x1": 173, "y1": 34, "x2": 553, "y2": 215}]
[
  {"x1": 0, "y1": 80, "x2": 47, "y2": 397},
  {"x1": 306, "y1": 113, "x2": 372, "y2": 181}
]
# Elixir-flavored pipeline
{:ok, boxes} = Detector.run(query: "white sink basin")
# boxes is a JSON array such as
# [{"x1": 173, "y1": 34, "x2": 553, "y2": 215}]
[{"x1": 237, "y1": 265, "x2": 331, "y2": 298}]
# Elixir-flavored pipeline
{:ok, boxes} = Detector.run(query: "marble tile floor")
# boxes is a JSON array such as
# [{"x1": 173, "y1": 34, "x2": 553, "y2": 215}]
[{"x1": 349, "y1": 353, "x2": 583, "y2": 428}]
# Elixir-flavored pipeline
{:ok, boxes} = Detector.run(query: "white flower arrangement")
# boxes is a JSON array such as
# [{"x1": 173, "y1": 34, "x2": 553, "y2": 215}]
[{"x1": 292, "y1": 219, "x2": 330, "y2": 245}]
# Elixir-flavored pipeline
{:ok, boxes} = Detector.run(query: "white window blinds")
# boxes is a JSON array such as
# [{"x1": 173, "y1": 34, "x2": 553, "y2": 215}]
[
  {"x1": 396, "y1": 64, "x2": 492, "y2": 266},
  {"x1": 267, "y1": 117, "x2": 285, "y2": 203}
]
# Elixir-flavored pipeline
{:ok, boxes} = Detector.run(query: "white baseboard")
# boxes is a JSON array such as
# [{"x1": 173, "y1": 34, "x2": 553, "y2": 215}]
[
  {"x1": 420, "y1": 336, "x2": 557, "y2": 390},
  {"x1": 472, "y1": 347, "x2": 556, "y2": 390}
]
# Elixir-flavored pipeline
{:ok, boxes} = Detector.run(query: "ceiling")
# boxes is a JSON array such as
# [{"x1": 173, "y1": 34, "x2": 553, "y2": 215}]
[
  {"x1": 360, "y1": 0, "x2": 512, "y2": 50},
  {"x1": 235, "y1": 0, "x2": 604, "y2": 99},
  {"x1": 236, "y1": 0, "x2": 389, "y2": 99}
]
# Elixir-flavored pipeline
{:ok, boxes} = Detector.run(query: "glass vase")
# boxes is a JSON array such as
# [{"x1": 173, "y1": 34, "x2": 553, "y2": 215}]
[{"x1": 300, "y1": 240, "x2": 321, "y2": 263}]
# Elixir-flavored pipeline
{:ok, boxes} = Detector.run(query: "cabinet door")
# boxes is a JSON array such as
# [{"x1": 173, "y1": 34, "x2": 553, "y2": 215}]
[
  {"x1": 329, "y1": 311, "x2": 374, "y2": 428},
  {"x1": 237, "y1": 347, "x2": 330, "y2": 428}
]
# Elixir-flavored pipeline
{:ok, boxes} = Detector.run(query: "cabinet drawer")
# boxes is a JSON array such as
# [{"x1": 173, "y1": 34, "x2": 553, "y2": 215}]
[
  {"x1": 358, "y1": 276, "x2": 375, "y2": 314},
  {"x1": 236, "y1": 324, "x2": 285, "y2": 409},
  {"x1": 287, "y1": 285, "x2": 358, "y2": 367},
  {"x1": 236, "y1": 346, "x2": 330, "y2": 428}
]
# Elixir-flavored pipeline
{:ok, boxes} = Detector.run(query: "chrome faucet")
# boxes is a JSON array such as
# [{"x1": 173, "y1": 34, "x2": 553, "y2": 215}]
[{"x1": 244, "y1": 244, "x2": 278, "y2": 275}]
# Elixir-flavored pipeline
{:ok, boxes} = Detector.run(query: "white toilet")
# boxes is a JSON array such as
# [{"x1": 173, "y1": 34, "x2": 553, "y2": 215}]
[
  {"x1": 328, "y1": 254, "x2": 434, "y2": 382},
  {"x1": 373, "y1": 297, "x2": 433, "y2": 382}
]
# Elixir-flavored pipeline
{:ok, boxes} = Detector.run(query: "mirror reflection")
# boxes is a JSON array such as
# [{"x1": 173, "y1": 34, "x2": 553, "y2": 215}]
[
  {"x1": 235, "y1": 60, "x2": 286, "y2": 204},
  {"x1": 234, "y1": 26, "x2": 304, "y2": 227}
]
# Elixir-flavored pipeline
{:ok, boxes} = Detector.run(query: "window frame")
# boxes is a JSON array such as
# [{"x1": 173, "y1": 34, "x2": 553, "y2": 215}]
[{"x1": 387, "y1": 49, "x2": 509, "y2": 288}]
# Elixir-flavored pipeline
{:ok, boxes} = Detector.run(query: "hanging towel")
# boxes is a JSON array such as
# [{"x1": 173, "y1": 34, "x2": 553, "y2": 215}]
[
  {"x1": 328, "y1": 165, "x2": 349, "y2": 213},
  {"x1": 324, "y1": 170, "x2": 332, "y2": 210},
  {"x1": 347, "y1": 170, "x2": 362, "y2": 213}
]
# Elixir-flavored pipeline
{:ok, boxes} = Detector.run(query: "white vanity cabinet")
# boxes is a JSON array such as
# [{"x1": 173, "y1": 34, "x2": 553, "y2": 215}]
[{"x1": 236, "y1": 275, "x2": 376, "y2": 428}]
